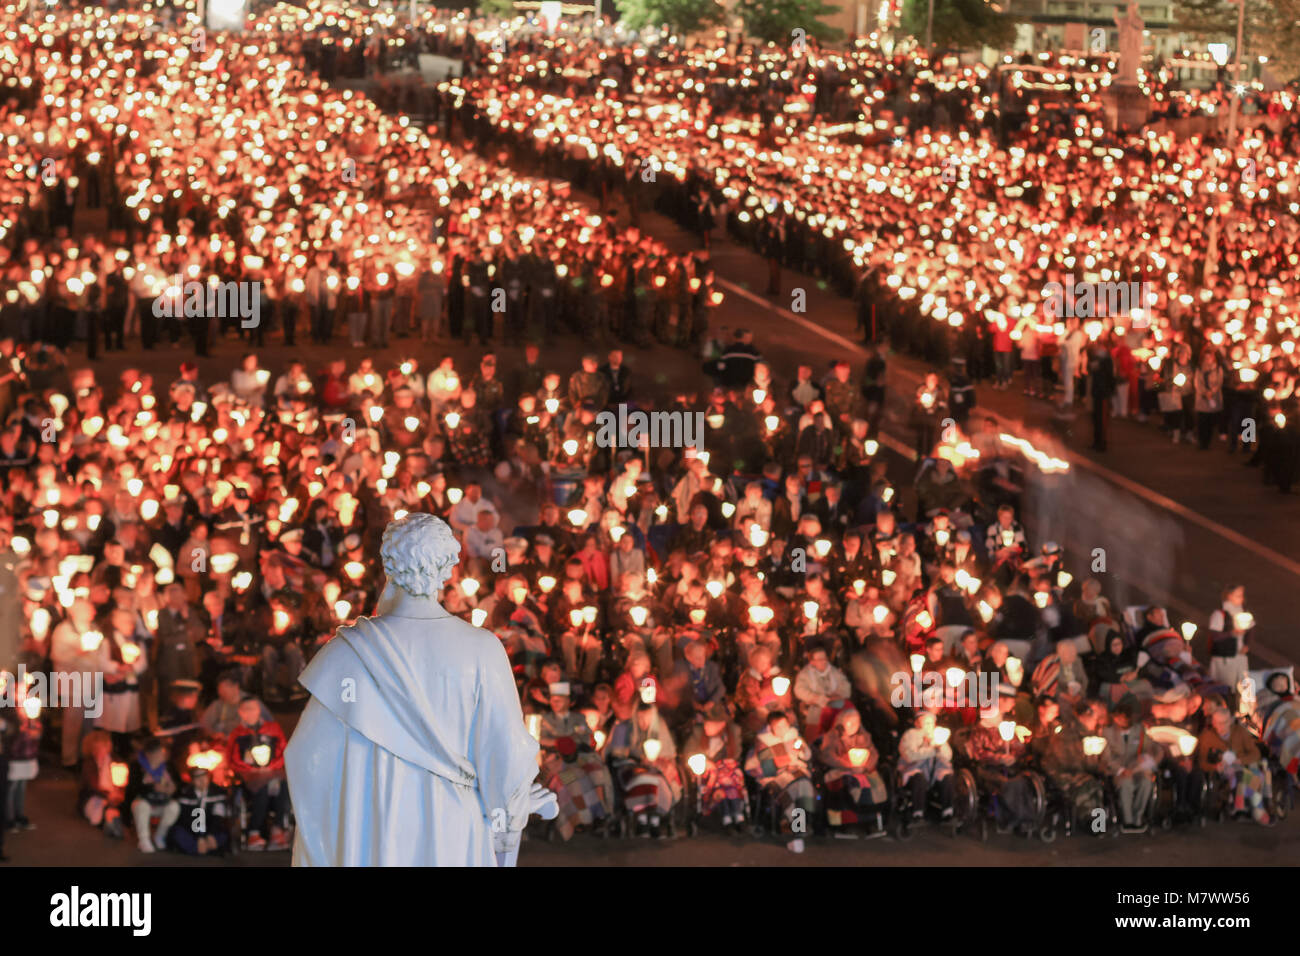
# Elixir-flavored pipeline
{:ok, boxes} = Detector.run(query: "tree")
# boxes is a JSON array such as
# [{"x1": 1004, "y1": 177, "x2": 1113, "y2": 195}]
[
  {"x1": 735, "y1": 0, "x2": 846, "y2": 45},
  {"x1": 615, "y1": 0, "x2": 727, "y2": 35},
  {"x1": 1177, "y1": 0, "x2": 1300, "y2": 83},
  {"x1": 478, "y1": 0, "x2": 516, "y2": 18},
  {"x1": 898, "y1": 0, "x2": 1017, "y2": 52}
]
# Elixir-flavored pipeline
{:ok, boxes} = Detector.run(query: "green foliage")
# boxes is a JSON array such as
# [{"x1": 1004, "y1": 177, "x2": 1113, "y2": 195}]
[
  {"x1": 615, "y1": 0, "x2": 727, "y2": 34},
  {"x1": 898, "y1": 0, "x2": 1017, "y2": 52},
  {"x1": 477, "y1": 0, "x2": 516, "y2": 18},
  {"x1": 735, "y1": 0, "x2": 846, "y2": 45},
  {"x1": 1176, "y1": 0, "x2": 1300, "y2": 83}
]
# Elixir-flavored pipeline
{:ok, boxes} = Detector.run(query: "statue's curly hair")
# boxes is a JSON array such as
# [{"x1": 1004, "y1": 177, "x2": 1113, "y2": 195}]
[{"x1": 379, "y1": 513, "x2": 461, "y2": 597}]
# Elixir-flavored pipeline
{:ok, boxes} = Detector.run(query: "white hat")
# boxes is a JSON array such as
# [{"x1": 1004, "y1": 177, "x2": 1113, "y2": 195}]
[{"x1": 548, "y1": 682, "x2": 571, "y2": 697}]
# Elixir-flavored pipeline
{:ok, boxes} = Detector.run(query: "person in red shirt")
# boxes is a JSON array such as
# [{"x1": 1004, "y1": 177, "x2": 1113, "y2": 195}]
[
  {"x1": 992, "y1": 319, "x2": 1014, "y2": 389},
  {"x1": 575, "y1": 533, "x2": 610, "y2": 592},
  {"x1": 318, "y1": 359, "x2": 349, "y2": 411},
  {"x1": 1110, "y1": 332, "x2": 1137, "y2": 419},
  {"x1": 226, "y1": 697, "x2": 292, "y2": 851}
]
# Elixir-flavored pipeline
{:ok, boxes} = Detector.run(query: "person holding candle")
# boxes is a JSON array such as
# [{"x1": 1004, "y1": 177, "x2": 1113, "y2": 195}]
[
  {"x1": 966, "y1": 700, "x2": 1038, "y2": 834},
  {"x1": 1207, "y1": 584, "x2": 1253, "y2": 700},
  {"x1": 816, "y1": 705, "x2": 888, "y2": 835},
  {"x1": 227, "y1": 696, "x2": 292, "y2": 852},
  {"x1": 1196, "y1": 706, "x2": 1274, "y2": 826},
  {"x1": 538, "y1": 681, "x2": 614, "y2": 841},
  {"x1": 1028, "y1": 695, "x2": 1106, "y2": 827},
  {"x1": 78, "y1": 730, "x2": 126, "y2": 839},
  {"x1": 1102, "y1": 698, "x2": 1158, "y2": 833},
  {"x1": 744, "y1": 710, "x2": 816, "y2": 853},
  {"x1": 682, "y1": 700, "x2": 747, "y2": 831},
  {"x1": 170, "y1": 759, "x2": 231, "y2": 856},
  {"x1": 125, "y1": 737, "x2": 181, "y2": 854},
  {"x1": 99, "y1": 606, "x2": 147, "y2": 754},
  {"x1": 49, "y1": 597, "x2": 103, "y2": 768},
  {"x1": 793, "y1": 644, "x2": 852, "y2": 738},
  {"x1": 606, "y1": 700, "x2": 682, "y2": 838},
  {"x1": 733, "y1": 644, "x2": 792, "y2": 737},
  {"x1": 899, "y1": 710, "x2": 955, "y2": 822}
]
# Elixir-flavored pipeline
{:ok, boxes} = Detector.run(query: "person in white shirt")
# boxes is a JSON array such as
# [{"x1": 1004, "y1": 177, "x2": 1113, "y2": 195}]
[
  {"x1": 1060, "y1": 318, "x2": 1086, "y2": 408},
  {"x1": 465, "y1": 509, "x2": 505, "y2": 563},
  {"x1": 229, "y1": 353, "x2": 268, "y2": 408},
  {"x1": 793, "y1": 646, "x2": 851, "y2": 736},
  {"x1": 450, "y1": 482, "x2": 497, "y2": 533}
]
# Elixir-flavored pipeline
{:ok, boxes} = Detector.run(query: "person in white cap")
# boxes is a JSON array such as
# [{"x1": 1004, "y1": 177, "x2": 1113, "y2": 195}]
[
  {"x1": 538, "y1": 680, "x2": 615, "y2": 840},
  {"x1": 285, "y1": 513, "x2": 556, "y2": 866}
]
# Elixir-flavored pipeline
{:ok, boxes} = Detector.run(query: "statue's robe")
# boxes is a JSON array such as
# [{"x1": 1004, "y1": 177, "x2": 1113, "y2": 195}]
[{"x1": 285, "y1": 607, "x2": 539, "y2": 866}]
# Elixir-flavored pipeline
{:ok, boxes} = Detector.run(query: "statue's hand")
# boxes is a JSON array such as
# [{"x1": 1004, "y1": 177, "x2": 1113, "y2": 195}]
[{"x1": 529, "y1": 781, "x2": 559, "y2": 821}]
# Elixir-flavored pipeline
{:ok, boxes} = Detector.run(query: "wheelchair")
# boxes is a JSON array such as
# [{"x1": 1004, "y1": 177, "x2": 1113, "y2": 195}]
[
  {"x1": 681, "y1": 753, "x2": 752, "y2": 836},
  {"x1": 1182, "y1": 767, "x2": 1233, "y2": 826},
  {"x1": 742, "y1": 770, "x2": 822, "y2": 840},
  {"x1": 1266, "y1": 752, "x2": 1296, "y2": 822},
  {"x1": 892, "y1": 763, "x2": 960, "y2": 840},
  {"x1": 952, "y1": 761, "x2": 1049, "y2": 841},
  {"x1": 601, "y1": 754, "x2": 682, "y2": 840},
  {"x1": 811, "y1": 760, "x2": 887, "y2": 840},
  {"x1": 227, "y1": 775, "x2": 295, "y2": 854},
  {"x1": 1035, "y1": 769, "x2": 1116, "y2": 842}
]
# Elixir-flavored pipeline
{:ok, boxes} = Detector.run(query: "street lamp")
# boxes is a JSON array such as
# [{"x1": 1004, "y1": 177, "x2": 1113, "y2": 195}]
[
  {"x1": 1226, "y1": 0, "x2": 1246, "y2": 144},
  {"x1": 925, "y1": 0, "x2": 933, "y2": 52}
]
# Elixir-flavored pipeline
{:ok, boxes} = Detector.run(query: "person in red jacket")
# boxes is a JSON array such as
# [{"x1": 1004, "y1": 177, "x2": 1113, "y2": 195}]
[
  {"x1": 318, "y1": 358, "x2": 349, "y2": 411},
  {"x1": 226, "y1": 697, "x2": 292, "y2": 851}
]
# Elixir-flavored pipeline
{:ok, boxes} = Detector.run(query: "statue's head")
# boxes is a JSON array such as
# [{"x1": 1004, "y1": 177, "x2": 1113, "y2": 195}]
[{"x1": 380, "y1": 513, "x2": 461, "y2": 598}]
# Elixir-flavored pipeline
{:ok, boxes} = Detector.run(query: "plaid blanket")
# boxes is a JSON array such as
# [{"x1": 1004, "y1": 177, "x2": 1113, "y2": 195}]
[
  {"x1": 1264, "y1": 701, "x2": 1300, "y2": 782},
  {"x1": 543, "y1": 754, "x2": 614, "y2": 840},
  {"x1": 746, "y1": 740, "x2": 815, "y2": 817},
  {"x1": 699, "y1": 759, "x2": 746, "y2": 816},
  {"x1": 614, "y1": 760, "x2": 682, "y2": 815},
  {"x1": 823, "y1": 768, "x2": 888, "y2": 827},
  {"x1": 1232, "y1": 763, "x2": 1272, "y2": 821},
  {"x1": 747, "y1": 740, "x2": 806, "y2": 780}
]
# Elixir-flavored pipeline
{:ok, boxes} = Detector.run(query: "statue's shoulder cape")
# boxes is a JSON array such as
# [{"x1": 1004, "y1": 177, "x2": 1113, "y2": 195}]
[{"x1": 297, "y1": 613, "x2": 492, "y2": 785}]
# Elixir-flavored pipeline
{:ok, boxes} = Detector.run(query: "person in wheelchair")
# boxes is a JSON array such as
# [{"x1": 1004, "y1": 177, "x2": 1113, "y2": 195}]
[
  {"x1": 171, "y1": 759, "x2": 231, "y2": 856},
  {"x1": 538, "y1": 681, "x2": 615, "y2": 841},
  {"x1": 793, "y1": 643, "x2": 852, "y2": 738},
  {"x1": 226, "y1": 697, "x2": 292, "y2": 851},
  {"x1": 1028, "y1": 696, "x2": 1106, "y2": 828},
  {"x1": 606, "y1": 701, "x2": 683, "y2": 838},
  {"x1": 898, "y1": 710, "x2": 955, "y2": 822},
  {"x1": 744, "y1": 709, "x2": 817, "y2": 853},
  {"x1": 1101, "y1": 698, "x2": 1158, "y2": 833},
  {"x1": 1195, "y1": 706, "x2": 1274, "y2": 825},
  {"x1": 734, "y1": 644, "x2": 794, "y2": 737},
  {"x1": 682, "y1": 701, "x2": 747, "y2": 832},
  {"x1": 126, "y1": 737, "x2": 182, "y2": 854},
  {"x1": 815, "y1": 706, "x2": 889, "y2": 835},
  {"x1": 666, "y1": 638, "x2": 726, "y2": 729},
  {"x1": 966, "y1": 702, "x2": 1039, "y2": 834}
]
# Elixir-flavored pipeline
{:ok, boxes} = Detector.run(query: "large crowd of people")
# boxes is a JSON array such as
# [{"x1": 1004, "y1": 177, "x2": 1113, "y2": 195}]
[
  {"x1": 0, "y1": 3, "x2": 1297, "y2": 862},
  {"x1": 420, "y1": 13, "x2": 1300, "y2": 488}
]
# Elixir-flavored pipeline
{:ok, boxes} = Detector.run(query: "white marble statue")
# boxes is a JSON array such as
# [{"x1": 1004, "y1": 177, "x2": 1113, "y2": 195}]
[
  {"x1": 284, "y1": 513, "x2": 556, "y2": 866},
  {"x1": 1113, "y1": 2, "x2": 1145, "y2": 86}
]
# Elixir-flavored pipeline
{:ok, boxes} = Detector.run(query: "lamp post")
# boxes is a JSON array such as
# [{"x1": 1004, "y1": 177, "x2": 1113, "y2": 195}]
[
  {"x1": 925, "y1": 0, "x2": 934, "y2": 52},
  {"x1": 1226, "y1": 0, "x2": 1246, "y2": 144}
]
